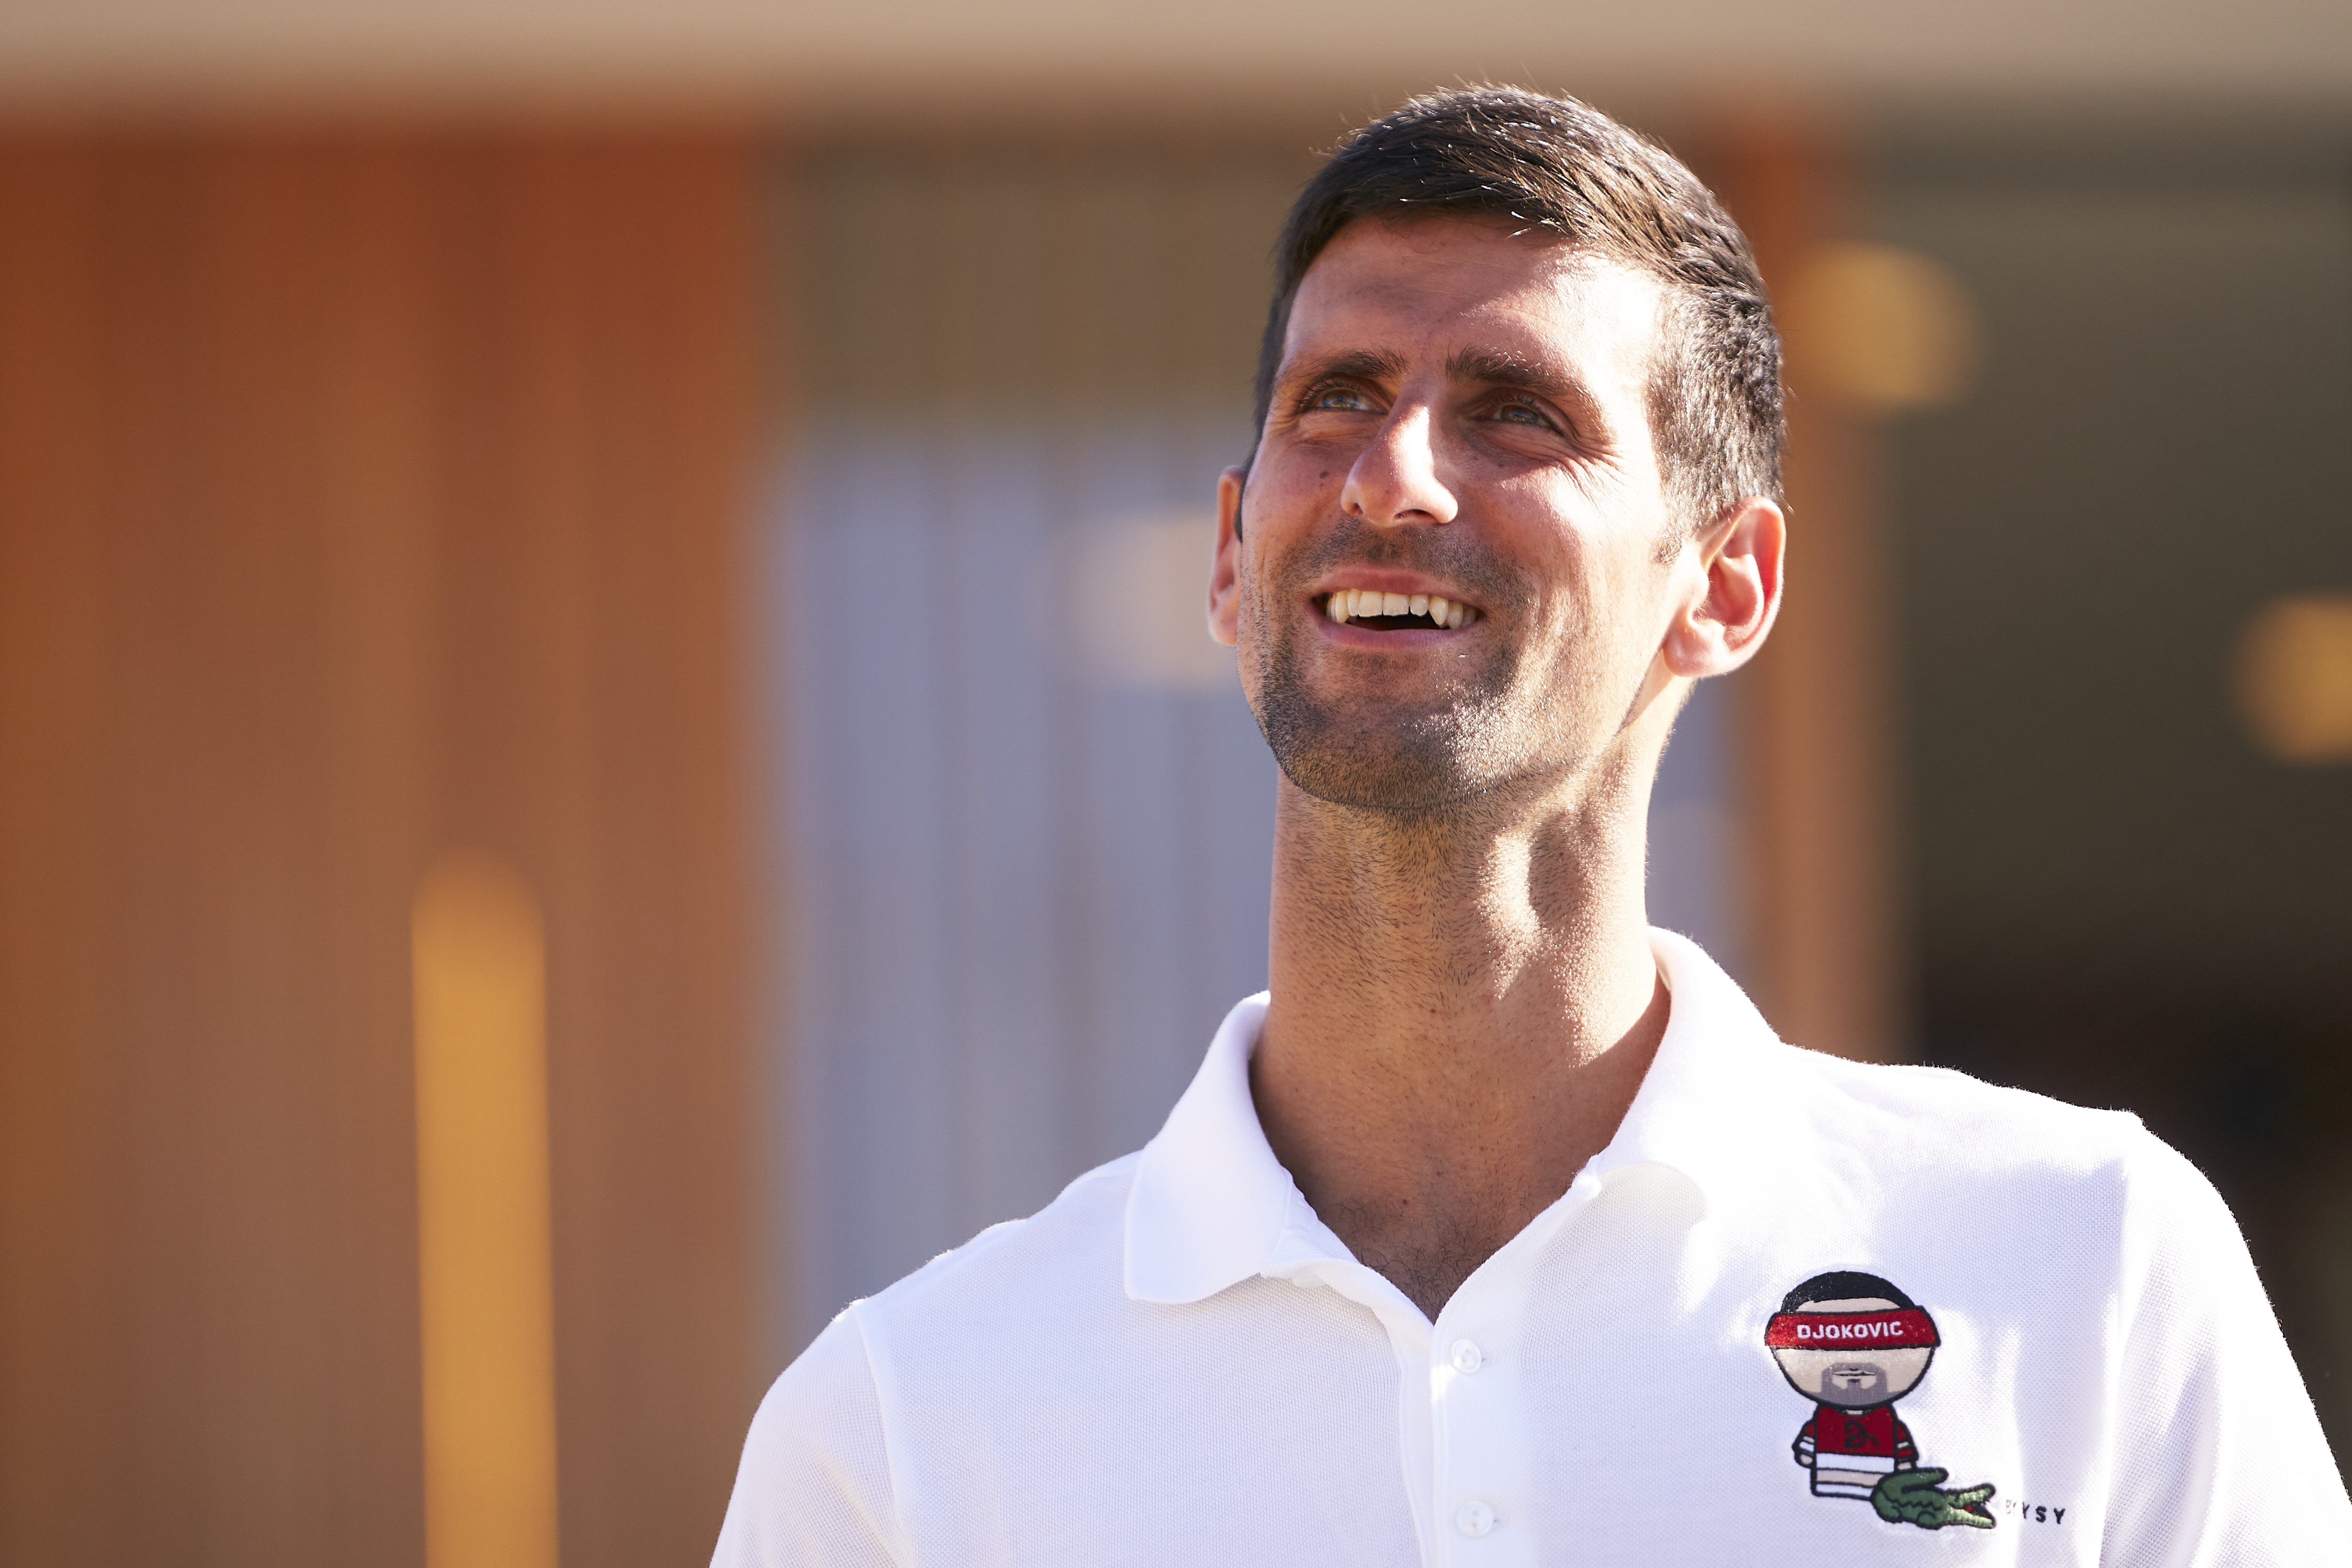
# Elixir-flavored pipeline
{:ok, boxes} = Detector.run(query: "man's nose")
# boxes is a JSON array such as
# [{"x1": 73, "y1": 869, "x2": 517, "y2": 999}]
[{"x1": 1339, "y1": 403, "x2": 1459, "y2": 528}]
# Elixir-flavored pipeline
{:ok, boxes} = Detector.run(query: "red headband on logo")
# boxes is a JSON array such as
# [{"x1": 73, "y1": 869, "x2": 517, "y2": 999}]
[{"x1": 1765, "y1": 1308, "x2": 1940, "y2": 1350}]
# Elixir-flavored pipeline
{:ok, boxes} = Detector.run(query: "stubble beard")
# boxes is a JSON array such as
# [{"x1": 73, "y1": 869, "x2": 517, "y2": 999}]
[{"x1": 1241, "y1": 527, "x2": 1547, "y2": 821}]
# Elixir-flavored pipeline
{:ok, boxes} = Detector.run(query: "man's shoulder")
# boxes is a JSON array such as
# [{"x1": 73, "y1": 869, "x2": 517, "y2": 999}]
[
  {"x1": 729, "y1": 1153, "x2": 1147, "y2": 1546},
  {"x1": 1751, "y1": 1033, "x2": 2184, "y2": 1195},
  {"x1": 849, "y1": 1150, "x2": 1144, "y2": 1345}
]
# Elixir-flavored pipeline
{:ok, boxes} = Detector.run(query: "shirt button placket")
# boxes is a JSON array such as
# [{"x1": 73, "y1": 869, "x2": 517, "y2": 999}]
[{"x1": 1438, "y1": 1333, "x2": 1504, "y2": 1558}]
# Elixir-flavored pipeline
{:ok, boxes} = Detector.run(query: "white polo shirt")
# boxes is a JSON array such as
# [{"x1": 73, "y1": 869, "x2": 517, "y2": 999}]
[{"x1": 714, "y1": 930, "x2": 2351, "y2": 1565}]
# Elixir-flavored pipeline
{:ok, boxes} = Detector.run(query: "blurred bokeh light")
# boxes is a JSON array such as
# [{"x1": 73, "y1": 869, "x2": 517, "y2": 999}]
[
  {"x1": 1786, "y1": 241, "x2": 1980, "y2": 410},
  {"x1": 2238, "y1": 595, "x2": 2352, "y2": 763}
]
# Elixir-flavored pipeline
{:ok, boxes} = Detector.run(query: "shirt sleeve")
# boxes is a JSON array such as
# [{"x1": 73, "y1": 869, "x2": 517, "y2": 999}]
[
  {"x1": 2102, "y1": 1127, "x2": 2352, "y2": 1567},
  {"x1": 711, "y1": 1308, "x2": 904, "y2": 1568}
]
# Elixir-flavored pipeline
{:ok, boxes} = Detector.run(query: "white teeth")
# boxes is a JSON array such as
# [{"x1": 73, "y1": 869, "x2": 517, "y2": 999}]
[{"x1": 1325, "y1": 589, "x2": 1478, "y2": 628}]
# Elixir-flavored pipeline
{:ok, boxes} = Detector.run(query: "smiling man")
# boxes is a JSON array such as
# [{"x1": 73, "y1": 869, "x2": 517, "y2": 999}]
[{"x1": 714, "y1": 89, "x2": 2348, "y2": 1565}]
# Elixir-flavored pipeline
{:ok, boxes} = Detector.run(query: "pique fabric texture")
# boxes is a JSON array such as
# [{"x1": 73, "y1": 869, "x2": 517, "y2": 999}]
[{"x1": 713, "y1": 930, "x2": 2352, "y2": 1567}]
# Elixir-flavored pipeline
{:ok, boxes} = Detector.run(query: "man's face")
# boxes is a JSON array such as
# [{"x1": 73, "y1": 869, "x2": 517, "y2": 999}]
[{"x1": 1220, "y1": 216, "x2": 1684, "y2": 816}]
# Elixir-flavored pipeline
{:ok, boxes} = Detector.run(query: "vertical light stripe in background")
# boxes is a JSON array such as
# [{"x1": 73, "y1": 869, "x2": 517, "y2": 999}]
[
  {"x1": 771, "y1": 147, "x2": 1302, "y2": 1346},
  {"x1": 412, "y1": 853, "x2": 560, "y2": 1568}
]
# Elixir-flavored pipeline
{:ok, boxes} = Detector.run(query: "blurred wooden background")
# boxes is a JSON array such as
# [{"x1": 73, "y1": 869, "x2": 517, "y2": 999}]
[{"x1": 0, "y1": 131, "x2": 764, "y2": 1567}]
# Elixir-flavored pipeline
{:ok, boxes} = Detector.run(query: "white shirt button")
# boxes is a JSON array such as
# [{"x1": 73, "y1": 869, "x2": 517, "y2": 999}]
[
  {"x1": 1449, "y1": 1339, "x2": 1484, "y2": 1374},
  {"x1": 1455, "y1": 1500, "x2": 1496, "y2": 1538}
]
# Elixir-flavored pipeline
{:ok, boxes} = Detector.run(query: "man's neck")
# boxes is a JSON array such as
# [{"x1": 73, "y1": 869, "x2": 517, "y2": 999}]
[{"x1": 1250, "y1": 768, "x2": 1668, "y2": 1321}]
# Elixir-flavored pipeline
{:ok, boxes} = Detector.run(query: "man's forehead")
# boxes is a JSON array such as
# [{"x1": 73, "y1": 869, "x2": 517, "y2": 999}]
[{"x1": 1281, "y1": 216, "x2": 1666, "y2": 381}]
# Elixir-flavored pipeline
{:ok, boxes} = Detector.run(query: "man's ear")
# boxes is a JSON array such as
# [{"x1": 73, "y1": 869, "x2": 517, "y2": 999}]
[
  {"x1": 1208, "y1": 465, "x2": 1247, "y2": 648},
  {"x1": 1662, "y1": 495, "x2": 1784, "y2": 678}
]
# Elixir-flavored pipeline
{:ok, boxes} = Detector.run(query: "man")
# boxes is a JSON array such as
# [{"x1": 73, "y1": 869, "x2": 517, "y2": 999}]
[{"x1": 716, "y1": 88, "x2": 2349, "y2": 1563}]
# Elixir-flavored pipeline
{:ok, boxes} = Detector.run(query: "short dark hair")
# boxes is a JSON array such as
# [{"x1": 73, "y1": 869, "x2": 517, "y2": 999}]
[{"x1": 1252, "y1": 87, "x2": 1783, "y2": 534}]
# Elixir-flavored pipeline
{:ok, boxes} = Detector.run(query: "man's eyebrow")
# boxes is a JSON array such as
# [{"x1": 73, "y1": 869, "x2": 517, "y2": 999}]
[
  {"x1": 1277, "y1": 348, "x2": 1409, "y2": 390},
  {"x1": 1446, "y1": 347, "x2": 1583, "y2": 400},
  {"x1": 1447, "y1": 347, "x2": 1611, "y2": 435}
]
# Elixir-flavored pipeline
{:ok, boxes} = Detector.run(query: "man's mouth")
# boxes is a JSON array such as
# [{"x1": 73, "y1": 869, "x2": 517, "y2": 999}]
[{"x1": 1319, "y1": 587, "x2": 1481, "y2": 631}]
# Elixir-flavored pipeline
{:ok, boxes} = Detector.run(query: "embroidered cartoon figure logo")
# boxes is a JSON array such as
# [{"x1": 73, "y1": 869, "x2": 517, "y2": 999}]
[{"x1": 1765, "y1": 1271, "x2": 1996, "y2": 1530}]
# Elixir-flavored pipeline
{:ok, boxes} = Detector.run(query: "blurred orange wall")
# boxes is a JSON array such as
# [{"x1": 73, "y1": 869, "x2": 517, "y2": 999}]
[
  {"x1": 0, "y1": 128, "x2": 766, "y2": 1567},
  {"x1": 1703, "y1": 122, "x2": 1907, "y2": 1064}
]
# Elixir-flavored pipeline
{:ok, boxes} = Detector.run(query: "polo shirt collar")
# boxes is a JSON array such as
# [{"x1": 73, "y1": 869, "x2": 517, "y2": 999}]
[
  {"x1": 1124, "y1": 991, "x2": 1292, "y2": 1304},
  {"x1": 1124, "y1": 928, "x2": 1789, "y2": 1306},
  {"x1": 1587, "y1": 927, "x2": 1791, "y2": 1209}
]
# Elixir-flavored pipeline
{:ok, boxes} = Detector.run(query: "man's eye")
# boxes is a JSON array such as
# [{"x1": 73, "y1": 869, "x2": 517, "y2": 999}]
[
  {"x1": 1494, "y1": 401, "x2": 1551, "y2": 427},
  {"x1": 1308, "y1": 386, "x2": 1373, "y2": 412}
]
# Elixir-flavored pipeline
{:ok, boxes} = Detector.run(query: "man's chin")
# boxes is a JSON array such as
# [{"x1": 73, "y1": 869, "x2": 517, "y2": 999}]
[
  {"x1": 1262, "y1": 728, "x2": 1486, "y2": 817},
  {"x1": 1248, "y1": 648, "x2": 1509, "y2": 815}
]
